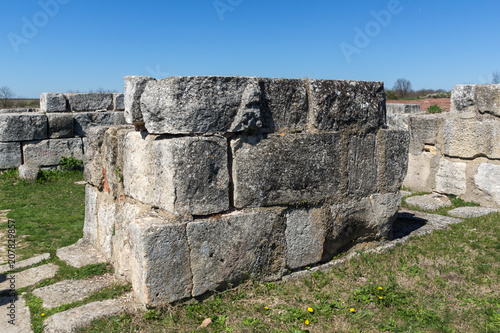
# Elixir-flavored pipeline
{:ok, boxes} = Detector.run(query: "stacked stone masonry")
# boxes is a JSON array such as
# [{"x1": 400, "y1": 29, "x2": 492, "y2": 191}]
[
  {"x1": 83, "y1": 76, "x2": 409, "y2": 306},
  {"x1": 403, "y1": 84, "x2": 500, "y2": 208},
  {"x1": 0, "y1": 93, "x2": 126, "y2": 170}
]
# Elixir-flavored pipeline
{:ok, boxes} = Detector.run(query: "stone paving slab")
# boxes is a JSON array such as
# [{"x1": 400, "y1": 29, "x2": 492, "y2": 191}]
[
  {"x1": 33, "y1": 274, "x2": 115, "y2": 309},
  {"x1": 0, "y1": 264, "x2": 58, "y2": 290},
  {"x1": 405, "y1": 193, "x2": 452, "y2": 211},
  {"x1": 0, "y1": 296, "x2": 33, "y2": 333},
  {"x1": 0, "y1": 254, "x2": 50, "y2": 275},
  {"x1": 43, "y1": 293, "x2": 135, "y2": 333},
  {"x1": 448, "y1": 206, "x2": 500, "y2": 218},
  {"x1": 56, "y1": 239, "x2": 106, "y2": 268}
]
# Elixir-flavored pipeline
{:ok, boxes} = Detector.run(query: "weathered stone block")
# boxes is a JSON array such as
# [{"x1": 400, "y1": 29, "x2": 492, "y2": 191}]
[
  {"x1": 0, "y1": 108, "x2": 38, "y2": 114},
  {"x1": 96, "y1": 192, "x2": 116, "y2": 259},
  {"x1": 83, "y1": 127, "x2": 111, "y2": 188},
  {"x1": 474, "y1": 163, "x2": 500, "y2": 206},
  {"x1": 403, "y1": 152, "x2": 436, "y2": 192},
  {"x1": 475, "y1": 84, "x2": 500, "y2": 117},
  {"x1": 66, "y1": 93, "x2": 113, "y2": 111},
  {"x1": 369, "y1": 192, "x2": 400, "y2": 237},
  {"x1": 40, "y1": 93, "x2": 67, "y2": 112},
  {"x1": 129, "y1": 216, "x2": 192, "y2": 306},
  {"x1": 451, "y1": 85, "x2": 476, "y2": 112},
  {"x1": 113, "y1": 93, "x2": 125, "y2": 111},
  {"x1": 47, "y1": 113, "x2": 74, "y2": 139},
  {"x1": 23, "y1": 138, "x2": 83, "y2": 166},
  {"x1": 387, "y1": 113, "x2": 410, "y2": 130},
  {"x1": 123, "y1": 132, "x2": 229, "y2": 215},
  {"x1": 74, "y1": 112, "x2": 126, "y2": 137},
  {"x1": 307, "y1": 79, "x2": 385, "y2": 132},
  {"x1": 377, "y1": 129, "x2": 410, "y2": 192},
  {"x1": 347, "y1": 133, "x2": 378, "y2": 196},
  {"x1": 187, "y1": 207, "x2": 285, "y2": 296},
  {"x1": 0, "y1": 142, "x2": 22, "y2": 169},
  {"x1": 231, "y1": 133, "x2": 341, "y2": 208},
  {"x1": 435, "y1": 159, "x2": 467, "y2": 195},
  {"x1": 18, "y1": 163, "x2": 39, "y2": 181},
  {"x1": 386, "y1": 104, "x2": 420, "y2": 114},
  {"x1": 124, "y1": 76, "x2": 156, "y2": 123},
  {"x1": 444, "y1": 117, "x2": 500, "y2": 159},
  {"x1": 83, "y1": 185, "x2": 99, "y2": 246},
  {"x1": 408, "y1": 114, "x2": 444, "y2": 155},
  {"x1": 0, "y1": 113, "x2": 48, "y2": 141}
]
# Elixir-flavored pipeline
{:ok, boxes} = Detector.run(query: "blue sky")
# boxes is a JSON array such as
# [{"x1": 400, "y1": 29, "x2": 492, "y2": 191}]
[{"x1": 1, "y1": 0, "x2": 499, "y2": 97}]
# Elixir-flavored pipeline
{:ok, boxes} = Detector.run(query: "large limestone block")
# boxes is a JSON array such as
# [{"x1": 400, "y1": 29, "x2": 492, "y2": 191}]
[
  {"x1": 377, "y1": 129, "x2": 410, "y2": 192},
  {"x1": 123, "y1": 132, "x2": 229, "y2": 215},
  {"x1": 347, "y1": 133, "x2": 378, "y2": 196},
  {"x1": 435, "y1": 159, "x2": 467, "y2": 195},
  {"x1": 231, "y1": 133, "x2": 341, "y2": 208},
  {"x1": 96, "y1": 192, "x2": 116, "y2": 259},
  {"x1": 0, "y1": 142, "x2": 22, "y2": 169},
  {"x1": 403, "y1": 152, "x2": 436, "y2": 192},
  {"x1": 74, "y1": 111, "x2": 126, "y2": 137},
  {"x1": 387, "y1": 113, "x2": 409, "y2": 130},
  {"x1": 408, "y1": 114, "x2": 445, "y2": 155},
  {"x1": 0, "y1": 113, "x2": 47, "y2": 141},
  {"x1": 83, "y1": 185, "x2": 99, "y2": 246},
  {"x1": 23, "y1": 138, "x2": 83, "y2": 166},
  {"x1": 83, "y1": 126, "x2": 110, "y2": 188},
  {"x1": 66, "y1": 93, "x2": 114, "y2": 111},
  {"x1": 47, "y1": 113, "x2": 74, "y2": 138},
  {"x1": 474, "y1": 163, "x2": 500, "y2": 205},
  {"x1": 124, "y1": 76, "x2": 156, "y2": 123},
  {"x1": 187, "y1": 208, "x2": 286, "y2": 296},
  {"x1": 451, "y1": 85, "x2": 476, "y2": 112},
  {"x1": 141, "y1": 76, "x2": 262, "y2": 134},
  {"x1": 444, "y1": 117, "x2": 500, "y2": 159},
  {"x1": 307, "y1": 79, "x2": 385, "y2": 132},
  {"x1": 40, "y1": 93, "x2": 67, "y2": 112},
  {"x1": 113, "y1": 93, "x2": 125, "y2": 111},
  {"x1": 475, "y1": 84, "x2": 500, "y2": 117},
  {"x1": 129, "y1": 216, "x2": 192, "y2": 306}
]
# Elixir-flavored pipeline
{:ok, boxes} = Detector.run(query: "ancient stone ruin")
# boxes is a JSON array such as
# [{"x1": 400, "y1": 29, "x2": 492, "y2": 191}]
[{"x1": 83, "y1": 76, "x2": 409, "y2": 306}]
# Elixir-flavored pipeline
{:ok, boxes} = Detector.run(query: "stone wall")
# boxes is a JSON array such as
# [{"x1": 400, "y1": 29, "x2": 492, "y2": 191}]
[
  {"x1": 0, "y1": 93, "x2": 126, "y2": 170},
  {"x1": 84, "y1": 76, "x2": 409, "y2": 306},
  {"x1": 386, "y1": 103, "x2": 421, "y2": 130},
  {"x1": 403, "y1": 84, "x2": 500, "y2": 208}
]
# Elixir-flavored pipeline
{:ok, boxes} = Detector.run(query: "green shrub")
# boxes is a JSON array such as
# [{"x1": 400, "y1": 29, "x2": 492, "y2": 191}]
[
  {"x1": 60, "y1": 156, "x2": 83, "y2": 171},
  {"x1": 427, "y1": 104, "x2": 444, "y2": 113}
]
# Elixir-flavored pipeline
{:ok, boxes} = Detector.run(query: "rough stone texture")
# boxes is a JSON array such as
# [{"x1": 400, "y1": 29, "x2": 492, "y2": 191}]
[
  {"x1": 83, "y1": 186, "x2": 99, "y2": 247},
  {"x1": 474, "y1": 163, "x2": 500, "y2": 205},
  {"x1": 435, "y1": 159, "x2": 467, "y2": 195},
  {"x1": 386, "y1": 104, "x2": 420, "y2": 114},
  {"x1": 33, "y1": 274, "x2": 115, "y2": 309},
  {"x1": 377, "y1": 129, "x2": 410, "y2": 192},
  {"x1": 386, "y1": 113, "x2": 410, "y2": 130},
  {"x1": 475, "y1": 84, "x2": 500, "y2": 117},
  {"x1": 66, "y1": 93, "x2": 113, "y2": 112},
  {"x1": 369, "y1": 192, "x2": 401, "y2": 237},
  {"x1": 83, "y1": 127, "x2": 110, "y2": 188},
  {"x1": 408, "y1": 114, "x2": 444, "y2": 155},
  {"x1": 448, "y1": 206, "x2": 500, "y2": 218},
  {"x1": 56, "y1": 238, "x2": 107, "y2": 268},
  {"x1": 96, "y1": 193, "x2": 116, "y2": 259},
  {"x1": 47, "y1": 113, "x2": 74, "y2": 139},
  {"x1": 403, "y1": 151, "x2": 440, "y2": 193},
  {"x1": 0, "y1": 113, "x2": 48, "y2": 142},
  {"x1": 347, "y1": 134, "x2": 378, "y2": 196},
  {"x1": 444, "y1": 117, "x2": 500, "y2": 159},
  {"x1": 123, "y1": 132, "x2": 229, "y2": 216},
  {"x1": 43, "y1": 296, "x2": 134, "y2": 333},
  {"x1": 231, "y1": 133, "x2": 341, "y2": 208},
  {"x1": 40, "y1": 92, "x2": 67, "y2": 112},
  {"x1": 0, "y1": 142, "x2": 22, "y2": 169},
  {"x1": 18, "y1": 163, "x2": 39, "y2": 181},
  {"x1": 0, "y1": 253, "x2": 50, "y2": 274},
  {"x1": 129, "y1": 216, "x2": 192, "y2": 306},
  {"x1": 0, "y1": 296, "x2": 33, "y2": 333},
  {"x1": 22, "y1": 138, "x2": 83, "y2": 166},
  {"x1": 73, "y1": 111, "x2": 126, "y2": 137},
  {"x1": 307, "y1": 79, "x2": 385, "y2": 132},
  {"x1": 124, "y1": 76, "x2": 156, "y2": 123},
  {"x1": 0, "y1": 264, "x2": 58, "y2": 290},
  {"x1": 113, "y1": 93, "x2": 125, "y2": 111},
  {"x1": 405, "y1": 193, "x2": 452, "y2": 211},
  {"x1": 451, "y1": 85, "x2": 476, "y2": 112},
  {"x1": 0, "y1": 108, "x2": 38, "y2": 114},
  {"x1": 187, "y1": 208, "x2": 286, "y2": 296}
]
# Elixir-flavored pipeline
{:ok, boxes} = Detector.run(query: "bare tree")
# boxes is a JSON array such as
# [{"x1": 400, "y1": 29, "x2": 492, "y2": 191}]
[
  {"x1": 492, "y1": 71, "x2": 500, "y2": 84},
  {"x1": 393, "y1": 78, "x2": 413, "y2": 98},
  {"x1": 0, "y1": 86, "x2": 15, "y2": 108}
]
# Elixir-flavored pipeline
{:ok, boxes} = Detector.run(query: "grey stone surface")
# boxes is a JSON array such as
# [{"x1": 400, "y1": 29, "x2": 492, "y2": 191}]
[
  {"x1": 41, "y1": 92, "x2": 67, "y2": 112},
  {"x1": 448, "y1": 206, "x2": 500, "y2": 218},
  {"x1": 66, "y1": 93, "x2": 113, "y2": 111},
  {"x1": 347, "y1": 133, "x2": 378, "y2": 196},
  {"x1": 83, "y1": 127, "x2": 110, "y2": 188},
  {"x1": 387, "y1": 113, "x2": 410, "y2": 130},
  {"x1": 33, "y1": 274, "x2": 115, "y2": 309},
  {"x1": 123, "y1": 132, "x2": 229, "y2": 215},
  {"x1": 307, "y1": 79, "x2": 385, "y2": 132},
  {"x1": 231, "y1": 133, "x2": 341, "y2": 208},
  {"x1": 0, "y1": 108, "x2": 38, "y2": 114},
  {"x1": 408, "y1": 114, "x2": 444, "y2": 155},
  {"x1": 83, "y1": 186, "x2": 99, "y2": 247},
  {"x1": 187, "y1": 208, "x2": 286, "y2": 296},
  {"x1": 474, "y1": 163, "x2": 500, "y2": 205},
  {"x1": 113, "y1": 93, "x2": 125, "y2": 111},
  {"x1": 0, "y1": 113, "x2": 48, "y2": 142},
  {"x1": 435, "y1": 159, "x2": 467, "y2": 196},
  {"x1": 43, "y1": 295, "x2": 134, "y2": 333},
  {"x1": 0, "y1": 142, "x2": 22, "y2": 169},
  {"x1": 377, "y1": 129, "x2": 410, "y2": 192},
  {"x1": 451, "y1": 85, "x2": 476, "y2": 112},
  {"x1": 47, "y1": 113, "x2": 74, "y2": 139},
  {"x1": 386, "y1": 104, "x2": 420, "y2": 114},
  {"x1": 124, "y1": 76, "x2": 156, "y2": 123},
  {"x1": 0, "y1": 253, "x2": 50, "y2": 274},
  {"x1": 369, "y1": 192, "x2": 401, "y2": 237},
  {"x1": 403, "y1": 152, "x2": 437, "y2": 193},
  {"x1": 475, "y1": 84, "x2": 500, "y2": 117},
  {"x1": 129, "y1": 216, "x2": 192, "y2": 306},
  {"x1": 22, "y1": 138, "x2": 83, "y2": 166},
  {"x1": 73, "y1": 111, "x2": 126, "y2": 137},
  {"x1": 96, "y1": 193, "x2": 116, "y2": 259},
  {"x1": 405, "y1": 193, "x2": 452, "y2": 211},
  {"x1": 18, "y1": 163, "x2": 39, "y2": 181},
  {"x1": 0, "y1": 264, "x2": 58, "y2": 290},
  {"x1": 0, "y1": 296, "x2": 33, "y2": 333},
  {"x1": 56, "y1": 238, "x2": 107, "y2": 268}
]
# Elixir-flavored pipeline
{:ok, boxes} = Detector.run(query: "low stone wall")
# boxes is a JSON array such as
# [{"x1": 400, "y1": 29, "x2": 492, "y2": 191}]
[
  {"x1": 404, "y1": 84, "x2": 500, "y2": 208},
  {"x1": 84, "y1": 76, "x2": 409, "y2": 306},
  {"x1": 0, "y1": 93, "x2": 126, "y2": 170},
  {"x1": 386, "y1": 103, "x2": 421, "y2": 130}
]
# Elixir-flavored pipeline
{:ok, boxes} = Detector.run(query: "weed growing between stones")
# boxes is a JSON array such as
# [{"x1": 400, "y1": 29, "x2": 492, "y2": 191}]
[{"x1": 427, "y1": 104, "x2": 445, "y2": 113}]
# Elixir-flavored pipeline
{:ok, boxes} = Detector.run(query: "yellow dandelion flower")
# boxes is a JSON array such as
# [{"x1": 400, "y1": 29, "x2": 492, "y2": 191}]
[
  {"x1": 41, "y1": 313, "x2": 45, "y2": 317},
  {"x1": 379, "y1": 296, "x2": 383, "y2": 300},
  {"x1": 378, "y1": 287, "x2": 383, "y2": 290},
  {"x1": 307, "y1": 307, "x2": 314, "y2": 313},
  {"x1": 350, "y1": 308, "x2": 355, "y2": 313},
  {"x1": 305, "y1": 319, "x2": 310, "y2": 325},
  {"x1": 279, "y1": 133, "x2": 285, "y2": 137},
  {"x1": 264, "y1": 306, "x2": 269, "y2": 310}
]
